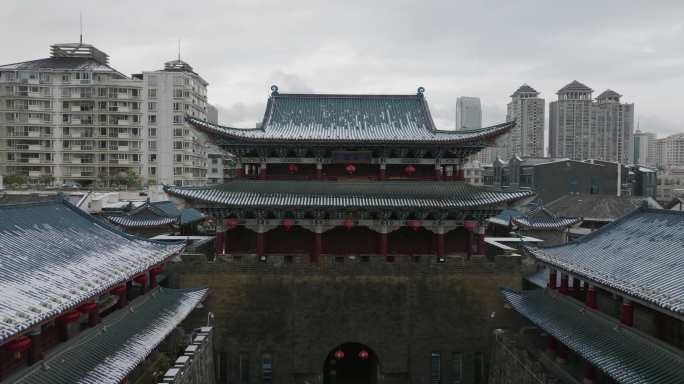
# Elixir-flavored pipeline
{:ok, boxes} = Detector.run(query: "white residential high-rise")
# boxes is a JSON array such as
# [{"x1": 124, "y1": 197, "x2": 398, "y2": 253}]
[
  {"x1": 0, "y1": 42, "x2": 217, "y2": 187},
  {"x1": 502, "y1": 84, "x2": 545, "y2": 158},
  {"x1": 455, "y1": 96, "x2": 482, "y2": 130},
  {"x1": 656, "y1": 133, "x2": 684, "y2": 169},
  {"x1": 0, "y1": 44, "x2": 144, "y2": 187},
  {"x1": 549, "y1": 81, "x2": 634, "y2": 163},
  {"x1": 140, "y1": 59, "x2": 210, "y2": 186},
  {"x1": 633, "y1": 130, "x2": 657, "y2": 167}
]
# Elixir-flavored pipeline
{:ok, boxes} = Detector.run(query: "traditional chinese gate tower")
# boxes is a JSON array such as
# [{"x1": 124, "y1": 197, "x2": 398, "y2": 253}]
[{"x1": 167, "y1": 86, "x2": 532, "y2": 263}]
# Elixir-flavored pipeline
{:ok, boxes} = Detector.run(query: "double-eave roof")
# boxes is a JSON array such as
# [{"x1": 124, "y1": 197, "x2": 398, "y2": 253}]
[{"x1": 164, "y1": 180, "x2": 533, "y2": 210}]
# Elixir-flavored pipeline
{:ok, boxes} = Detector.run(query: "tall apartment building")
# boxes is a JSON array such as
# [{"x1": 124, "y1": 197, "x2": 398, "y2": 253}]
[
  {"x1": 549, "y1": 81, "x2": 634, "y2": 163},
  {"x1": 138, "y1": 59, "x2": 209, "y2": 186},
  {"x1": 455, "y1": 96, "x2": 482, "y2": 130},
  {"x1": 0, "y1": 43, "x2": 214, "y2": 187},
  {"x1": 656, "y1": 133, "x2": 684, "y2": 169},
  {"x1": 502, "y1": 84, "x2": 545, "y2": 158},
  {"x1": 633, "y1": 129, "x2": 657, "y2": 167}
]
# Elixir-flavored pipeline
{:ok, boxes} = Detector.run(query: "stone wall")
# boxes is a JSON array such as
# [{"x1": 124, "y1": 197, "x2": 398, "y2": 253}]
[
  {"x1": 161, "y1": 326, "x2": 216, "y2": 384},
  {"x1": 168, "y1": 252, "x2": 526, "y2": 384},
  {"x1": 488, "y1": 330, "x2": 561, "y2": 384}
]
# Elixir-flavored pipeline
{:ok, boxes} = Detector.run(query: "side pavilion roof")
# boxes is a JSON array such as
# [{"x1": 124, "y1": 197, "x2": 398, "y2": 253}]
[
  {"x1": 104, "y1": 200, "x2": 205, "y2": 228},
  {"x1": 0, "y1": 198, "x2": 185, "y2": 342},
  {"x1": 164, "y1": 180, "x2": 533, "y2": 209},
  {"x1": 502, "y1": 288, "x2": 684, "y2": 384},
  {"x1": 525, "y1": 208, "x2": 684, "y2": 315},
  {"x1": 12, "y1": 287, "x2": 208, "y2": 384},
  {"x1": 187, "y1": 89, "x2": 514, "y2": 145}
]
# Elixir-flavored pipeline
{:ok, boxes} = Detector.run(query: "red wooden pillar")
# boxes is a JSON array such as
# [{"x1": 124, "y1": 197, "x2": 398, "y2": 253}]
[
  {"x1": 586, "y1": 284, "x2": 597, "y2": 309},
  {"x1": 434, "y1": 165, "x2": 442, "y2": 181},
  {"x1": 584, "y1": 361, "x2": 596, "y2": 383},
  {"x1": 456, "y1": 165, "x2": 465, "y2": 181},
  {"x1": 259, "y1": 163, "x2": 267, "y2": 180},
  {"x1": 256, "y1": 232, "x2": 265, "y2": 257},
  {"x1": 235, "y1": 163, "x2": 243, "y2": 178},
  {"x1": 378, "y1": 164, "x2": 386, "y2": 181},
  {"x1": 559, "y1": 273, "x2": 569, "y2": 295},
  {"x1": 476, "y1": 231, "x2": 485, "y2": 255},
  {"x1": 312, "y1": 232, "x2": 322, "y2": 264},
  {"x1": 88, "y1": 306, "x2": 100, "y2": 327},
  {"x1": 436, "y1": 232, "x2": 445, "y2": 259},
  {"x1": 548, "y1": 269, "x2": 557, "y2": 290},
  {"x1": 149, "y1": 266, "x2": 161, "y2": 289},
  {"x1": 115, "y1": 285, "x2": 128, "y2": 308},
  {"x1": 316, "y1": 163, "x2": 323, "y2": 180},
  {"x1": 215, "y1": 231, "x2": 224, "y2": 255},
  {"x1": 621, "y1": 299, "x2": 633, "y2": 326},
  {"x1": 379, "y1": 232, "x2": 388, "y2": 260},
  {"x1": 27, "y1": 328, "x2": 42, "y2": 365},
  {"x1": 556, "y1": 342, "x2": 568, "y2": 363},
  {"x1": 547, "y1": 336, "x2": 556, "y2": 354}
]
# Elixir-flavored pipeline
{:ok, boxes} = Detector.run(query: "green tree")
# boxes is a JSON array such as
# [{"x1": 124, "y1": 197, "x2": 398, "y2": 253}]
[{"x1": 39, "y1": 174, "x2": 55, "y2": 186}]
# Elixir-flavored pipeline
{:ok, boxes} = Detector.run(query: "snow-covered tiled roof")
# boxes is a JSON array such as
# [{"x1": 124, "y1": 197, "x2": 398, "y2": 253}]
[
  {"x1": 525, "y1": 208, "x2": 684, "y2": 314},
  {"x1": 501, "y1": 288, "x2": 684, "y2": 384},
  {"x1": 512, "y1": 208, "x2": 581, "y2": 230},
  {"x1": 0, "y1": 198, "x2": 185, "y2": 342},
  {"x1": 164, "y1": 180, "x2": 534, "y2": 209},
  {"x1": 12, "y1": 287, "x2": 208, "y2": 384},
  {"x1": 104, "y1": 200, "x2": 204, "y2": 228},
  {"x1": 187, "y1": 91, "x2": 514, "y2": 144}
]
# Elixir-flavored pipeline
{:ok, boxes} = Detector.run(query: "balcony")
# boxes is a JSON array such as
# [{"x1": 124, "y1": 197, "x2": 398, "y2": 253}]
[
  {"x1": 71, "y1": 119, "x2": 81, "y2": 125},
  {"x1": 27, "y1": 131, "x2": 40, "y2": 138},
  {"x1": 29, "y1": 171, "x2": 41, "y2": 177},
  {"x1": 71, "y1": 158, "x2": 82, "y2": 164},
  {"x1": 117, "y1": 120, "x2": 130, "y2": 126},
  {"x1": 28, "y1": 158, "x2": 41, "y2": 164},
  {"x1": 117, "y1": 146, "x2": 130, "y2": 152},
  {"x1": 117, "y1": 93, "x2": 130, "y2": 100},
  {"x1": 118, "y1": 159, "x2": 130, "y2": 165},
  {"x1": 28, "y1": 118, "x2": 43, "y2": 124},
  {"x1": 118, "y1": 133, "x2": 129, "y2": 139},
  {"x1": 28, "y1": 104, "x2": 42, "y2": 111},
  {"x1": 28, "y1": 144, "x2": 42, "y2": 151},
  {"x1": 71, "y1": 106, "x2": 81, "y2": 112}
]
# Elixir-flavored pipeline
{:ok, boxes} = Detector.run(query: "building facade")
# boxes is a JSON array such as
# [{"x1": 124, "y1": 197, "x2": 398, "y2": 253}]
[
  {"x1": 455, "y1": 96, "x2": 482, "y2": 130},
  {"x1": 501, "y1": 84, "x2": 544, "y2": 159},
  {"x1": 549, "y1": 81, "x2": 634, "y2": 164},
  {"x1": 0, "y1": 43, "x2": 215, "y2": 187},
  {"x1": 165, "y1": 87, "x2": 534, "y2": 384},
  {"x1": 656, "y1": 133, "x2": 684, "y2": 169},
  {"x1": 633, "y1": 129, "x2": 657, "y2": 167}
]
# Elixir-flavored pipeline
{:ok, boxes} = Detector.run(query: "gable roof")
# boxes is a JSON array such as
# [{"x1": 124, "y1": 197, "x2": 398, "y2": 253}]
[
  {"x1": 545, "y1": 194, "x2": 661, "y2": 222},
  {"x1": 164, "y1": 180, "x2": 534, "y2": 210},
  {"x1": 525, "y1": 208, "x2": 684, "y2": 315},
  {"x1": 557, "y1": 80, "x2": 593, "y2": 94},
  {"x1": 510, "y1": 84, "x2": 539, "y2": 97},
  {"x1": 512, "y1": 208, "x2": 581, "y2": 230},
  {"x1": 12, "y1": 287, "x2": 208, "y2": 384},
  {"x1": 0, "y1": 198, "x2": 184, "y2": 342},
  {"x1": 187, "y1": 90, "x2": 514, "y2": 145},
  {"x1": 502, "y1": 288, "x2": 684, "y2": 384}
]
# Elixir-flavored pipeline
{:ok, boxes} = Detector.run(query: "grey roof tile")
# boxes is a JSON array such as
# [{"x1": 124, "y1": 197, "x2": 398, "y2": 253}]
[
  {"x1": 525, "y1": 208, "x2": 684, "y2": 314},
  {"x1": 502, "y1": 288, "x2": 684, "y2": 384},
  {"x1": 12, "y1": 288, "x2": 208, "y2": 384},
  {"x1": 0, "y1": 199, "x2": 184, "y2": 342}
]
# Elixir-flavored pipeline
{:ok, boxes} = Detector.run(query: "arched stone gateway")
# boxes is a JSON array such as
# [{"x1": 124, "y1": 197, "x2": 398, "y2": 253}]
[{"x1": 323, "y1": 342, "x2": 379, "y2": 384}]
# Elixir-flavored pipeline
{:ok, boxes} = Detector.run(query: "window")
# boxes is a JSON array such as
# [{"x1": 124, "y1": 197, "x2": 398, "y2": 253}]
[
  {"x1": 148, "y1": 88, "x2": 157, "y2": 98},
  {"x1": 175, "y1": 154, "x2": 182, "y2": 162},
  {"x1": 174, "y1": 141, "x2": 183, "y2": 150},
  {"x1": 149, "y1": 127, "x2": 157, "y2": 137},
  {"x1": 148, "y1": 102, "x2": 156, "y2": 111},
  {"x1": 262, "y1": 354, "x2": 273, "y2": 384},
  {"x1": 173, "y1": 102, "x2": 182, "y2": 111},
  {"x1": 174, "y1": 128, "x2": 183, "y2": 137},
  {"x1": 149, "y1": 167, "x2": 156, "y2": 175},
  {"x1": 173, "y1": 115, "x2": 184, "y2": 124},
  {"x1": 473, "y1": 352, "x2": 484, "y2": 384},
  {"x1": 431, "y1": 353, "x2": 441, "y2": 384},
  {"x1": 239, "y1": 354, "x2": 250, "y2": 384},
  {"x1": 450, "y1": 353, "x2": 462, "y2": 384},
  {"x1": 173, "y1": 88, "x2": 184, "y2": 98},
  {"x1": 148, "y1": 114, "x2": 157, "y2": 124},
  {"x1": 149, "y1": 154, "x2": 157, "y2": 162},
  {"x1": 148, "y1": 141, "x2": 157, "y2": 151}
]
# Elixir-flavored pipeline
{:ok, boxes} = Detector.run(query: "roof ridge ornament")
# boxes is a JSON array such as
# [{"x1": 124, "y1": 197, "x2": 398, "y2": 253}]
[
  {"x1": 270, "y1": 85, "x2": 279, "y2": 96},
  {"x1": 417, "y1": 86, "x2": 425, "y2": 97}
]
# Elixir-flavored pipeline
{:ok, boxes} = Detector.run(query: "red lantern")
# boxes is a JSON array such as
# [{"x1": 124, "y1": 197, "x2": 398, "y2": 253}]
[
  {"x1": 57, "y1": 310, "x2": 81, "y2": 324},
  {"x1": 77, "y1": 302, "x2": 97, "y2": 314},
  {"x1": 287, "y1": 163, "x2": 299, "y2": 175},
  {"x1": 334, "y1": 350, "x2": 345, "y2": 360},
  {"x1": 133, "y1": 273, "x2": 148, "y2": 285},
  {"x1": 226, "y1": 217, "x2": 239, "y2": 230},
  {"x1": 407, "y1": 219, "x2": 420, "y2": 231},
  {"x1": 358, "y1": 350, "x2": 369, "y2": 359},
  {"x1": 283, "y1": 218, "x2": 295, "y2": 230},
  {"x1": 404, "y1": 164, "x2": 416, "y2": 176},
  {"x1": 464, "y1": 220, "x2": 477, "y2": 232},
  {"x1": 343, "y1": 218, "x2": 354, "y2": 230},
  {"x1": 345, "y1": 164, "x2": 356, "y2": 175},
  {"x1": 3, "y1": 336, "x2": 32, "y2": 353}
]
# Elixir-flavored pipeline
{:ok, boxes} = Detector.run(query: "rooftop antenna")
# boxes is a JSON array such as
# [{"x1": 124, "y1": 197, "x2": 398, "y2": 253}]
[{"x1": 79, "y1": 13, "x2": 83, "y2": 44}]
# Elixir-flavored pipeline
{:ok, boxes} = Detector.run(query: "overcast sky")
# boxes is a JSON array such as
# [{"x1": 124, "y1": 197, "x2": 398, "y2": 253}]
[{"x1": 3, "y1": 0, "x2": 684, "y2": 137}]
